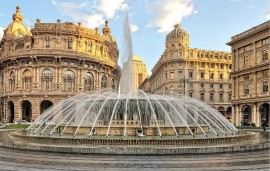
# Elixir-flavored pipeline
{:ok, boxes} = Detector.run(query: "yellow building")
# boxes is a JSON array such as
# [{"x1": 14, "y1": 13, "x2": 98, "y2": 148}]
[
  {"x1": 0, "y1": 7, "x2": 120, "y2": 123},
  {"x1": 140, "y1": 24, "x2": 232, "y2": 117},
  {"x1": 227, "y1": 21, "x2": 269, "y2": 127},
  {"x1": 132, "y1": 55, "x2": 148, "y2": 90}
]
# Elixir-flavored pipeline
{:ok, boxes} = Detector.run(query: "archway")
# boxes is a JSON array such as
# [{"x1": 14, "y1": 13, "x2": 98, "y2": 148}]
[
  {"x1": 21, "y1": 100, "x2": 32, "y2": 122},
  {"x1": 226, "y1": 106, "x2": 232, "y2": 121},
  {"x1": 218, "y1": 106, "x2": 225, "y2": 115},
  {"x1": 8, "y1": 101, "x2": 14, "y2": 123},
  {"x1": 260, "y1": 103, "x2": 269, "y2": 127},
  {"x1": 40, "y1": 100, "x2": 53, "y2": 114},
  {"x1": 242, "y1": 105, "x2": 252, "y2": 125}
]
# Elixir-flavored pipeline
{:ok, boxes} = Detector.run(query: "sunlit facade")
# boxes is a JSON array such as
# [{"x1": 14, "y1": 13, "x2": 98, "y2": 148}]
[
  {"x1": 227, "y1": 21, "x2": 270, "y2": 127},
  {"x1": 0, "y1": 7, "x2": 120, "y2": 123},
  {"x1": 132, "y1": 55, "x2": 148, "y2": 90},
  {"x1": 140, "y1": 24, "x2": 232, "y2": 118}
]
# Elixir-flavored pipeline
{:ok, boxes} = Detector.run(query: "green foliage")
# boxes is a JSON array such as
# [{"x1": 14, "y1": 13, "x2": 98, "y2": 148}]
[{"x1": 0, "y1": 124, "x2": 30, "y2": 129}]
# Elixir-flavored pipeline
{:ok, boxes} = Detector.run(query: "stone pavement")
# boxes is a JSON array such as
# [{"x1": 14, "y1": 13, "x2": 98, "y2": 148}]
[{"x1": 0, "y1": 146, "x2": 269, "y2": 171}]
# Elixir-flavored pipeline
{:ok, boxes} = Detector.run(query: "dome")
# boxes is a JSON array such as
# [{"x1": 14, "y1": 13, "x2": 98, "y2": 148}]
[
  {"x1": 166, "y1": 24, "x2": 190, "y2": 48},
  {"x1": 4, "y1": 6, "x2": 32, "y2": 38},
  {"x1": 166, "y1": 24, "x2": 188, "y2": 40},
  {"x1": 102, "y1": 20, "x2": 116, "y2": 44},
  {"x1": 27, "y1": 90, "x2": 237, "y2": 138}
]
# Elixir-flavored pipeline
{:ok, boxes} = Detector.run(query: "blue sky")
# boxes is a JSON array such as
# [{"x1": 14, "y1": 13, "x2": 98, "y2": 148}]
[{"x1": 0, "y1": 0, "x2": 269, "y2": 74}]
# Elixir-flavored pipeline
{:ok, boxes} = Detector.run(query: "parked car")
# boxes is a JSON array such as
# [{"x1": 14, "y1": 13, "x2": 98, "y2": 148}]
[{"x1": 14, "y1": 119, "x2": 30, "y2": 124}]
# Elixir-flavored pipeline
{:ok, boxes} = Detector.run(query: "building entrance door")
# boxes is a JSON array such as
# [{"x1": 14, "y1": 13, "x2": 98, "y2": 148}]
[{"x1": 22, "y1": 100, "x2": 32, "y2": 122}]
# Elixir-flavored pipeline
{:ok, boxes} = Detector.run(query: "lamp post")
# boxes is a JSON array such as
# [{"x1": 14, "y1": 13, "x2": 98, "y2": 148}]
[{"x1": 179, "y1": 77, "x2": 189, "y2": 96}]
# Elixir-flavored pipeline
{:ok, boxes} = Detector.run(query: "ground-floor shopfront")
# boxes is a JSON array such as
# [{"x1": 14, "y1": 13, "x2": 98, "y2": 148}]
[{"x1": 232, "y1": 102, "x2": 270, "y2": 127}]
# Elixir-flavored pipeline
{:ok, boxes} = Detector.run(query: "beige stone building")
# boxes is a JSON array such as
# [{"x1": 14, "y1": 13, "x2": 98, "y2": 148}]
[
  {"x1": 227, "y1": 21, "x2": 270, "y2": 127},
  {"x1": 140, "y1": 24, "x2": 232, "y2": 117},
  {"x1": 0, "y1": 7, "x2": 121, "y2": 123},
  {"x1": 132, "y1": 55, "x2": 148, "y2": 90}
]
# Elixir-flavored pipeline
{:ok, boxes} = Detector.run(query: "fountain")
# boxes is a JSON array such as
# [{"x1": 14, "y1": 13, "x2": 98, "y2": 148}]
[
  {"x1": 0, "y1": 15, "x2": 268, "y2": 155},
  {"x1": 26, "y1": 14, "x2": 237, "y2": 139}
]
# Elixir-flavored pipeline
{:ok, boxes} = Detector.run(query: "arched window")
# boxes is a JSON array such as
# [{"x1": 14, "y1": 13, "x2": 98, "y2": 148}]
[
  {"x1": 64, "y1": 70, "x2": 75, "y2": 92},
  {"x1": 42, "y1": 69, "x2": 53, "y2": 90},
  {"x1": 101, "y1": 75, "x2": 107, "y2": 89},
  {"x1": 22, "y1": 69, "x2": 32, "y2": 90},
  {"x1": 9, "y1": 71, "x2": 15, "y2": 92},
  {"x1": 84, "y1": 72, "x2": 94, "y2": 92}
]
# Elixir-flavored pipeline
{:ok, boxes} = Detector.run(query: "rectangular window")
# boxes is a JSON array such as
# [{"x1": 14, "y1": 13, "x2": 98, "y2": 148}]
[
  {"x1": 64, "y1": 61, "x2": 69, "y2": 65},
  {"x1": 219, "y1": 74, "x2": 223, "y2": 80},
  {"x1": 178, "y1": 52, "x2": 182, "y2": 57},
  {"x1": 178, "y1": 71, "x2": 182, "y2": 77},
  {"x1": 200, "y1": 93, "x2": 204, "y2": 101},
  {"x1": 262, "y1": 38, "x2": 268, "y2": 46},
  {"x1": 210, "y1": 73, "x2": 214, "y2": 80},
  {"x1": 189, "y1": 71, "x2": 193, "y2": 78},
  {"x1": 210, "y1": 83, "x2": 214, "y2": 88},
  {"x1": 219, "y1": 94, "x2": 223, "y2": 101},
  {"x1": 200, "y1": 72, "x2": 204, "y2": 79},
  {"x1": 244, "y1": 85, "x2": 249, "y2": 94},
  {"x1": 189, "y1": 82, "x2": 193, "y2": 88},
  {"x1": 220, "y1": 64, "x2": 223, "y2": 69},
  {"x1": 262, "y1": 50, "x2": 268, "y2": 61},
  {"x1": 189, "y1": 93, "x2": 192, "y2": 98},
  {"x1": 219, "y1": 84, "x2": 223, "y2": 89},
  {"x1": 190, "y1": 51, "x2": 193, "y2": 57},
  {"x1": 68, "y1": 40, "x2": 72, "y2": 49},
  {"x1": 170, "y1": 53, "x2": 173, "y2": 57},
  {"x1": 210, "y1": 63, "x2": 214, "y2": 68},
  {"x1": 243, "y1": 45, "x2": 249, "y2": 52},
  {"x1": 45, "y1": 40, "x2": 50, "y2": 48},
  {"x1": 229, "y1": 65, "x2": 232, "y2": 69},
  {"x1": 210, "y1": 93, "x2": 214, "y2": 101},
  {"x1": 229, "y1": 94, "x2": 232, "y2": 100},
  {"x1": 201, "y1": 83, "x2": 204, "y2": 88},
  {"x1": 229, "y1": 84, "x2": 232, "y2": 89},
  {"x1": 263, "y1": 81, "x2": 268, "y2": 92},
  {"x1": 165, "y1": 73, "x2": 168, "y2": 79}
]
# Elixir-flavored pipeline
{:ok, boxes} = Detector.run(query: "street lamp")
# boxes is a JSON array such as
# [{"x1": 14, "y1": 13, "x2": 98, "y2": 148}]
[{"x1": 179, "y1": 77, "x2": 189, "y2": 96}]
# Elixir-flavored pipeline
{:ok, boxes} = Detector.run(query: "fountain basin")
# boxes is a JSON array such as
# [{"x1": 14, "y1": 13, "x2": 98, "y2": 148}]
[{"x1": 0, "y1": 130, "x2": 268, "y2": 155}]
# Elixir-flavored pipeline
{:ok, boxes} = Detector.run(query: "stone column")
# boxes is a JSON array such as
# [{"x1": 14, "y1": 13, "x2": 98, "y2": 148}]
[
  {"x1": 256, "y1": 107, "x2": 260, "y2": 127},
  {"x1": 232, "y1": 105, "x2": 236, "y2": 125},
  {"x1": 252, "y1": 103, "x2": 257, "y2": 124},
  {"x1": 253, "y1": 72, "x2": 257, "y2": 97},
  {"x1": 235, "y1": 104, "x2": 240, "y2": 126}
]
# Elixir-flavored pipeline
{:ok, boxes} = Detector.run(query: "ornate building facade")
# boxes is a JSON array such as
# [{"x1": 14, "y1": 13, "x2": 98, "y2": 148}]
[
  {"x1": 0, "y1": 7, "x2": 121, "y2": 123},
  {"x1": 227, "y1": 21, "x2": 270, "y2": 127},
  {"x1": 132, "y1": 55, "x2": 148, "y2": 90},
  {"x1": 140, "y1": 24, "x2": 232, "y2": 118}
]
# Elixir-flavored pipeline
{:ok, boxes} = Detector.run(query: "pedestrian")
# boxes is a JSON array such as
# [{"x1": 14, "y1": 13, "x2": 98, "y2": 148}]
[
  {"x1": 262, "y1": 120, "x2": 267, "y2": 131},
  {"x1": 240, "y1": 120, "x2": 243, "y2": 129}
]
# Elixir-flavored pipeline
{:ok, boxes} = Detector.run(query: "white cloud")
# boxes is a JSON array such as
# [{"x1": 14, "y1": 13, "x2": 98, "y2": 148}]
[
  {"x1": 96, "y1": 0, "x2": 128, "y2": 19},
  {"x1": 52, "y1": 0, "x2": 127, "y2": 29},
  {"x1": 266, "y1": 8, "x2": 270, "y2": 20},
  {"x1": 146, "y1": 0, "x2": 195, "y2": 33},
  {"x1": 130, "y1": 23, "x2": 138, "y2": 32},
  {"x1": 0, "y1": 26, "x2": 4, "y2": 40}
]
